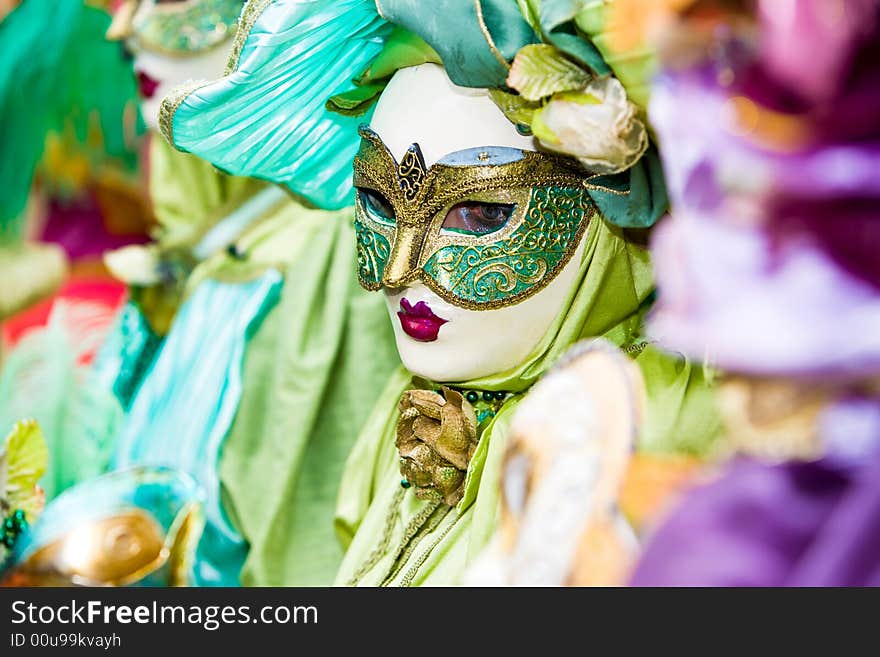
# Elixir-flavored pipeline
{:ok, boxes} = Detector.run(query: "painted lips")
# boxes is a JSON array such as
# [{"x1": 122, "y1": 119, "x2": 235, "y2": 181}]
[
  {"x1": 397, "y1": 298, "x2": 448, "y2": 342},
  {"x1": 136, "y1": 70, "x2": 160, "y2": 99}
]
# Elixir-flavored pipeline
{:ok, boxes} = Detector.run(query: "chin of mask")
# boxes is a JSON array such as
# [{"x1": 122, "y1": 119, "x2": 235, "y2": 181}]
[
  {"x1": 360, "y1": 64, "x2": 591, "y2": 383},
  {"x1": 133, "y1": 46, "x2": 230, "y2": 131}
]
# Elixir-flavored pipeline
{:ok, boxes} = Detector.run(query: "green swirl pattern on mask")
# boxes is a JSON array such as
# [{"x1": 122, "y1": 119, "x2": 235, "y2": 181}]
[
  {"x1": 354, "y1": 218, "x2": 390, "y2": 290},
  {"x1": 422, "y1": 186, "x2": 592, "y2": 308},
  {"x1": 135, "y1": 0, "x2": 242, "y2": 54}
]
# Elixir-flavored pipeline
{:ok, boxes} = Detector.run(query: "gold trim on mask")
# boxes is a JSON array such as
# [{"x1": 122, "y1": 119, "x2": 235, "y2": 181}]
[{"x1": 354, "y1": 126, "x2": 601, "y2": 310}]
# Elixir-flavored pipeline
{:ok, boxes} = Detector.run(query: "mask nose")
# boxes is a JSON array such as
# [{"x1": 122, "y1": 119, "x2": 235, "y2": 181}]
[{"x1": 381, "y1": 224, "x2": 424, "y2": 289}]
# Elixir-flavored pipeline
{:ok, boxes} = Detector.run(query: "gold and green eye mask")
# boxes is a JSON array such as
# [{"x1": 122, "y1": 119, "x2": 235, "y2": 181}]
[
  {"x1": 109, "y1": 0, "x2": 242, "y2": 56},
  {"x1": 353, "y1": 126, "x2": 600, "y2": 311}
]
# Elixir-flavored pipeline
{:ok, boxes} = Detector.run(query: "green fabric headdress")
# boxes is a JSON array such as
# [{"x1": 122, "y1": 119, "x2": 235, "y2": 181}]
[{"x1": 161, "y1": 0, "x2": 666, "y2": 228}]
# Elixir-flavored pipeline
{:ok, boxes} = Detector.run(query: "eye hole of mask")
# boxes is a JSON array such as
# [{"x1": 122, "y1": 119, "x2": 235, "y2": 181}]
[
  {"x1": 441, "y1": 202, "x2": 515, "y2": 236},
  {"x1": 358, "y1": 188, "x2": 395, "y2": 224}
]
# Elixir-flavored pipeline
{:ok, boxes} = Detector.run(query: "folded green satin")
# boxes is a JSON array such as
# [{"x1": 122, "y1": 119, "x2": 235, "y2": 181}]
[
  {"x1": 216, "y1": 209, "x2": 401, "y2": 585},
  {"x1": 377, "y1": 0, "x2": 537, "y2": 87}
]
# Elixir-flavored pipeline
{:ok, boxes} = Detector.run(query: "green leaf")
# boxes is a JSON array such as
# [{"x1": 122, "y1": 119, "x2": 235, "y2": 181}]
[
  {"x1": 3, "y1": 419, "x2": 48, "y2": 521},
  {"x1": 507, "y1": 44, "x2": 591, "y2": 102},
  {"x1": 530, "y1": 107, "x2": 561, "y2": 146},
  {"x1": 487, "y1": 88, "x2": 542, "y2": 128},
  {"x1": 553, "y1": 89, "x2": 602, "y2": 104}
]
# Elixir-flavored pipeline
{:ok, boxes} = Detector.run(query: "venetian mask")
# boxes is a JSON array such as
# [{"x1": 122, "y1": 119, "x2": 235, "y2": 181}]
[
  {"x1": 356, "y1": 64, "x2": 598, "y2": 382},
  {"x1": 107, "y1": 0, "x2": 242, "y2": 130}
]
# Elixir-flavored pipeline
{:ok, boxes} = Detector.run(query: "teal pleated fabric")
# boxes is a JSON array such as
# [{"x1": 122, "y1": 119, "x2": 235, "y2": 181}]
[
  {"x1": 112, "y1": 271, "x2": 283, "y2": 586},
  {"x1": 163, "y1": 0, "x2": 392, "y2": 209},
  {"x1": 376, "y1": 0, "x2": 537, "y2": 87}
]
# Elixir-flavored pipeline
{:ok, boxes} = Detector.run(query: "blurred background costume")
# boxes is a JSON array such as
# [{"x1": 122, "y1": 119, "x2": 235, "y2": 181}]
[
  {"x1": 0, "y1": 0, "x2": 149, "y2": 502},
  {"x1": 2, "y1": 0, "x2": 399, "y2": 586},
  {"x1": 4, "y1": 466, "x2": 203, "y2": 587},
  {"x1": 162, "y1": 0, "x2": 724, "y2": 586},
  {"x1": 613, "y1": 0, "x2": 880, "y2": 586}
]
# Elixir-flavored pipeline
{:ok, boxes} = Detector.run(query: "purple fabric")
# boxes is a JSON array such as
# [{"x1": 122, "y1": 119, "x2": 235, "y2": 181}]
[
  {"x1": 631, "y1": 453, "x2": 880, "y2": 586},
  {"x1": 630, "y1": 0, "x2": 880, "y2": 588},
  {"x1": 40, "y1": 190, "x2": 147, "y2": 262},
  {"x1": 756, "y1": 0, "x2": 878, "y2": 107},
  {"x1": 648, "y1": 209, "x2": 880, "y2": 379},
  {"x1": 631, "y1": 397, "x2": 880, "y2": 586},
  {"x1": 645, "y1": 1, "x2": 880, "y2": 378}
]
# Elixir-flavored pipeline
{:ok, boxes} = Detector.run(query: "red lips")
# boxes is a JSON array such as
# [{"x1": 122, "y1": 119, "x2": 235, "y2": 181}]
[
  {"x1": 397, "y1": 298, "x2": 448, "y2": 342},
  {"x1": 136, "y1": 70, "x2": 160, "y2": 99}
]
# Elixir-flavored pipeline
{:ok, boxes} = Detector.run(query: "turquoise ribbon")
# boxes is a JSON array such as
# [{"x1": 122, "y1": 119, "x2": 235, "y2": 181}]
[{"x1": 112, "y1": 271, "x2": 282, "y2": 585}]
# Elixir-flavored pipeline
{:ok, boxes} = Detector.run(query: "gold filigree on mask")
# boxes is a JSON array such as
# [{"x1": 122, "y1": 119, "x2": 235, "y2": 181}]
[
  {"x1": 353, "y1": 126, "x2": 605, "y2": 310},
  {"x1": 397, "y1": 145, "x2": 428, "y2": 202}
]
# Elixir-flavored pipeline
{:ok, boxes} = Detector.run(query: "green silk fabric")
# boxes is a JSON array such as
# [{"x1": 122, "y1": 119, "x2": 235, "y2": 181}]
[
  {"x1": 148, "y1": 137, "x2": 265, "y2": 251},
  {"x1": 150, "y1": 140, "x2": 401, "y2": 584},
  {"x1": 377, "y1": 0, "x2": 537, "y2": 88},
  {"x1": 216, "y1": 211, "x2": 400, "y2": 585},
  {"x1": 335, "y1": 217, "x2": 721, "y2": 585}
]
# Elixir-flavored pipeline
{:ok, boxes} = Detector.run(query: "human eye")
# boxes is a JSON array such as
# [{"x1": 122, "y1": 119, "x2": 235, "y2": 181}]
[{"x1": 440, "y1": 202, "x2": 515, "y2": 236}]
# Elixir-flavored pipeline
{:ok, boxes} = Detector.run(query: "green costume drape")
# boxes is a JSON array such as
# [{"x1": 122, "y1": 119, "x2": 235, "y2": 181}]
[
  {"x1": 335, "y1": 218, "x2": 721, "y2": 585},
  {"x1": 136, "y1": 138, "x2": 401, "y2": 584},
  {"x1": 147, "y1": 136, "x2": 265, "y2": 251}
]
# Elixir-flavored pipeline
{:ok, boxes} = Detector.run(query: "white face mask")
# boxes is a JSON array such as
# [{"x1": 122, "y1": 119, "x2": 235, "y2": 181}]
[
  {"x1": 367, "y1": 64, "x2": 589, "y2": 383},
  {"x1": 130, "y1": 46, "x2": 229, "y2": 132}
]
